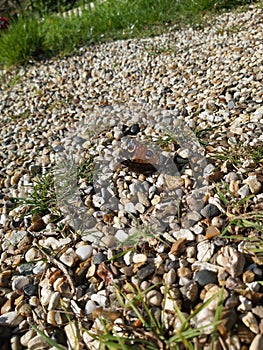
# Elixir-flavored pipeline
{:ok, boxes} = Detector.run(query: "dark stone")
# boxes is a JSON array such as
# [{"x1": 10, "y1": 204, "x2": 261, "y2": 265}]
[
  {"x1": 137, "y1": 263, "x2": 155, "y2": 280},
  {"x1": 123, "y1": 123, "x2": 140, "y2": 136},
  {"x1": 23, "y1": 283, "x2": 38, "y2": 297},
  {"x1": 92, "y1": 252, "x2": 106, "y2": 265},
  {"x1": 129, "y1": 123, "x2": 140, "y2": 135},
  {"x1": 200, "y1": 203, "x2": 221, "y2": 218},
  {"x1": 194, "y1": 269, "x2": 218, "y2": 286}
]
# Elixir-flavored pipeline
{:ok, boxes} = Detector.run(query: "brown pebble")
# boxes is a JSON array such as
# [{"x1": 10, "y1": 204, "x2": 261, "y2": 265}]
[
  {"x1": 0, "y1": 270, "x2": 12, "y2": 287},
  {"x1": 206, "y1": 225, "x2": 220, "y2": 239},
  {"x1": 29, "y1": 218, "x2": 46, "y2": 232},
  {"x1": 177, "y1": 267, "x2": 192, "y2": 279},
  {"x1": 170, "y1": 238, "x2": 186, "y2": 256},
  {"x1": 243, "y1": 270, "x2": 255, "y2": 284},
  {"x1": 1, "y1": 299, "x2": 12, "y2": 314}
]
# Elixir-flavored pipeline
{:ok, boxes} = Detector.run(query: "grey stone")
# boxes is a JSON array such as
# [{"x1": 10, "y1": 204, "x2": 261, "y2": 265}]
[
  {"x1": 200, "y1": 204, "x2": 221, "y2": 218},
  {"x1": 194, "y1": 269, "x2": 217, "y2": 286}
]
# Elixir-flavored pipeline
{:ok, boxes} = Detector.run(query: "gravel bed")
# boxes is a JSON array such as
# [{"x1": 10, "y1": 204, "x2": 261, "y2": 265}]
[{"x1": 0, "y1": 3, "x2": 263, "y2": 350}]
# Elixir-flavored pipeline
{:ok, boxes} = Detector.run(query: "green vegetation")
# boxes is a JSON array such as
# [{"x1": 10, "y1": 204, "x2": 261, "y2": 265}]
[
  {"x1": 17, "y1": 171, "x2": 59, "y2": 217},
  {"x1": 0, "y1": 0, "x2": 256, "y2": 68},
  {"x1": 86, "y1": 283, "x2": 225, "y2": 350}
]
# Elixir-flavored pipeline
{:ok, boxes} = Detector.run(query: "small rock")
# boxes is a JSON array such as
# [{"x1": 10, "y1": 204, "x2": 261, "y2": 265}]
[
  {"x1": 0, "y1": 311, "x2": 23, "y2": 327},
  {"x1": 203, "y1": 285, "x2": 228, "y2": 311},
  {"x1": 146, "y1": 290, "x2": 162, "y2": 306},
  {"x1": 0, "y1": 270, "x2": 12, "y2": 287},
  {"x1": 47, "y1": 310, "x2": 65, "y2": 325},
  {"x1": 165, "y1": 268, "x2": 176, "y2": 286},
  {"x1": 124, "y1": 202, "x2": 137, "y2": 214},
  {"x1": 205, "y1": 225, "x2": 220, "y2": 239},
  {"x1": 243, "y1": 270, "x2": 255, "y2": 283},
  {"x1": 48, "y1": 292, "x2": 60, "y2": 311},
  {"x1": 240, "y1": 312, "x2": 259, "y2": 334},
  {"x1": 33, "y1": 261, "x2": 48, "y2": 275},
  {"x1": 115, "y1": 229, "x2": 128, "y2": 242},
  {"x1": 20, "y1": 330, "x2": 36, "y2": 347},
  {"x1": 173, "y1": 229, "x2": 195, "y2": 241},
  {"x1": 25, "y1": 247, "x2": 40, "y2": 262},
  {"x1": 137, "y1": 192, "x2": 150, "y2": 207},
  {"x1": 129, "y1": 123, "x2": 140, "y2": 135},
  {"x1": 216, "y1": 246, "x2": 245, "y2": 277},
  {"x1": 23, "y1": 284, "x2": 38, "y2": 297},
  {"x1": 59, "y1": 248, "x2": 77, "y2": 267},
  {"x1": 244, "y1": 175, "x2": 262, "y2": 194},
  {"x1": 75, "y1": 245, "x2": 93, "y2": 261},
  {"x1": 1, "y1": 299, "x2": 12, "y2": 314},
  {"x1": 238, "y1": 184, "x2": 250, "y2": 198},
  {"x1": 180, "y1": 281, "x2": 199, "y2": 302},
  {"x1": 237, "y1": 296, "x2": 252, "y2": 312},
  {"x1": 132, "y1": 253, "x2": 147, "y2": 264},
  {"x1": 194, "y1": 269, "x2": 218, "y2": 286},
  {"x1": 12, "y1": 276, "x2": 31, "y2": 292},
  {"x1": 27, "y1": 335, "x2": 51, "y2": 350},
  {"x1": 177, "y1": 267, "x2": 192, "y2": 279},
  {"x1": 190, "y1": 308, "x2": 215, "y2": 334},
  {"x1": 197, "y1": 240, "x2": 215, "y2": 262},
  {"x1": 92, "y1": 252, "x2": 106, "y2": 265},
  {"x1": 252, "y1": 305, "x2": 263, "y2": 318},
  {"x1": 16, "y1": 303, "x2": 32, "y2": 317},
  {"x1": 200, "y1": 204, "x2": 221, "y2": 218},
  {"x1": 220, "y1": 306, "x2": 238, "y2": 333},
  {"x1": 249, "y1": 334, "x2": 263, "y2": 350},
  {"x1": 91, "y1": 292, "x2": 107, "y2": 308},
  {"x1": 137, "y1": 263, "x2": 155, "y2": 280},
  {"x1": 85, "y1": 300, "x2": 97, "y2": 315}
]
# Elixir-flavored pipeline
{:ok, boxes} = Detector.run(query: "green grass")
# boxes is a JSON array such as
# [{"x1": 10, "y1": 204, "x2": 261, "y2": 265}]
[
  {"x1": 85, "y1": 282, "x2": 225, "y2": 350},
  {"x1": 0, "y1": 0, "x2": 256, "y2": 68},
  {"x1": 16, "y1": 171, "x2": 59, "y2": 217}
]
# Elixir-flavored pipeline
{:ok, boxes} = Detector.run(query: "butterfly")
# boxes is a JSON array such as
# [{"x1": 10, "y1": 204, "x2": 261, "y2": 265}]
[{"x1": 121, "y1": 139, "x2": 162, "y2": 175}]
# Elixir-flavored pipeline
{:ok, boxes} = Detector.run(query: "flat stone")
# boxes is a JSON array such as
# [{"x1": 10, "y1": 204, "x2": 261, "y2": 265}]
[
  {"x1": 0, "y1": 311, "x2": 23, "y2": 327},
  {"x1": 12, "y1": 276, "x2": 31, "y2": 292},
  {"x1": 244, "y1": 175, "x2": 262, "y2": 194},
  {"x1": 240, "y1": 312, "x2": 259, "y2": 334},
  {"x1": 75, "y1": 245, "x2": 93, "y2": 261},
  {"x1": 200, "y1": 204, "x2": 221, "y2": 218},
  {"x1": 146, "y1": 290, "x2": 163, "y2": 306},
  {"x1": 194, "y1": 269, "x2": 218, "y2": 286},
  {"x1": 249, "y1": 334, "x2": 263, "y2": 350},
  {"x1": 216, "y1": 246, "x2": 245, "y2": 277}
]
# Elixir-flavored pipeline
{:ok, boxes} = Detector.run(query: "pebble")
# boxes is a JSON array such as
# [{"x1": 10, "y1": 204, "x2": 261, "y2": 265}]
[
  {"x1": 200, "y1": 204, "x2": 221, "y2": 218},
  {"x1": 59, "y1": 248, "x2": 77, "y2": 267},
  {"x1": 132, "y1": 253, "x2": 147, "y2": 264},
  {"x1": 92, "y1": 252, "x2": 106, "y2": 265},
  {"x1": 249, "y1": 334, "x2": 263, "y2": 350},
  {"x1": 75, "y1": 245, "x2": 93, "y2": 261},
  {"x1": 146, "y1": 290, "x2": 163, "y2": 306},
  {"x1": 203, "y1": 285, "x2": 228, "y2": 311},
  {"x1": 240, "y1": 312, "x2": 259, "y2": 334},
  {"x1": 27, "y1": 335, "x2": 50, "y2": 350},
  {"x1": 0, "y1": 311, "x2": 23, "y2": 327},
  {"x1": 197, "y1": 240, "x2": 215, "y2": 262},
  {"x1": 194, "y1": 269, "x2": 218, "y2": 286},
  {"x1": 216, "y1": 246, "x2": 245, "y2": 277},
  {"x1": 12, "y1": 276, "x2": 31, "y2": 292},
  {"x1": 244, "y1": 176, "x2": 262, "y2": 194}
]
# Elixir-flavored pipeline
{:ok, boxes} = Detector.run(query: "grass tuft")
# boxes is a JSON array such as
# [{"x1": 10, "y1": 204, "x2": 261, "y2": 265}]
[{"x1": 0, "y1": 0, "x2": 256, "y2": 68}]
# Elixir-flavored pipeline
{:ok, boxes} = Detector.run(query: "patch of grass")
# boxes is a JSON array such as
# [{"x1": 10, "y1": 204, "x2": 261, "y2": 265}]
[
  {"x1": 86, "y1": 282, "x2": 226, "y2": 350},
  {"x1": 0, "y1": 0, "x2": 256, "y2": 68},
  {"x1": 0, "y1": 15, "x2": 46, "y2": 66},
  {"x1": 16, "y1": 171, "x2": 59, "y2": 217}
]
